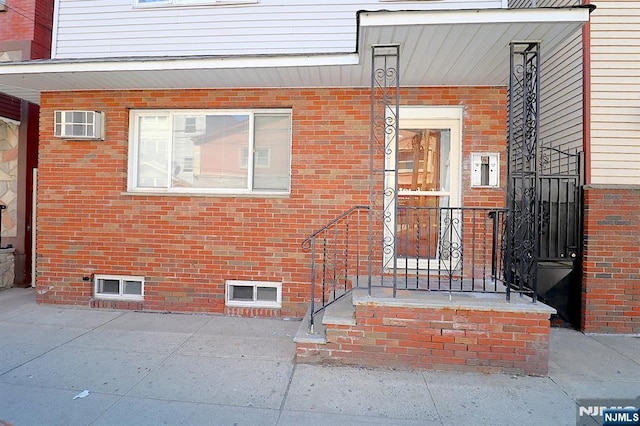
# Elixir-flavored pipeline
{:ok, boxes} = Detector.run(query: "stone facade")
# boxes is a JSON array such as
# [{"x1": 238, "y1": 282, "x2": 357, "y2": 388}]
[
  {"x1": 0, "y1": 119, "x2": 18, "y2": 239},
  {"x1": 0, "y1": 247, "x2": 15, "y2": 289}
]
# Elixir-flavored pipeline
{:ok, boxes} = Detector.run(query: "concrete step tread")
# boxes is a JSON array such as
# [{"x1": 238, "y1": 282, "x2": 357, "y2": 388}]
[
  {"x1": 293, "y1": 306, "x2": 327, "y2": 344},
  {"x1": 322, "y1": 293, "x2": 356, "y2": 326}
]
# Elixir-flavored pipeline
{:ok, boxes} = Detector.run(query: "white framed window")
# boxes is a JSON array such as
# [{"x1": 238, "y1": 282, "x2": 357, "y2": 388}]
[
  {"x1": 135, "y1": 0, "x2": 258, "y2": 8},
  {"x1": 225, "y1": 280, "x2": 282, "y2": 308},
  {"x1": 94, "y1": 275, "x2": 144, "y2": 301},
  {"x1": 54, "y1": 111, "x2": 104, "y2": 140},
  {"x1": 128, "y1": 109, "x2": 291, "y2": 195}
]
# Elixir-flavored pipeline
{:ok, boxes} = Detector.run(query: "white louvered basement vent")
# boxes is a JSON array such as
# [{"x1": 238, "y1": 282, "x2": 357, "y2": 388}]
[{"x1": 54, "y1": 111, "x2": 104, "y2": 140}]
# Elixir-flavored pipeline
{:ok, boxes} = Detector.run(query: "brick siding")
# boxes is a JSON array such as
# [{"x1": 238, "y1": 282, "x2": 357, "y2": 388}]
[
  {"x1": 36, "y1": 86, "x2": 506, "y2": 316},
  {"x1": 296, "y1": 302, "x2": 553, "y2": 376},
  {"x1": 582, "y1": 186, "x2": 640, "y2": 334}
]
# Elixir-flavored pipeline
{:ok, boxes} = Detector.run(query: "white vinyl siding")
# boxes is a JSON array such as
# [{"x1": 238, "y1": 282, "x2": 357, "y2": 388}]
[
  {"x1": 52, "y1": 0, "x2": 503, "y2": 59},
  {"x1": 539, "y1": 28, "x2": 583, "y2": 156},
  {"x1": 510, "y1": 0, "x2": 585, "y2": 166},
  {"x1": 589, "y1": 0, "x2": 640, "y2": 184}
]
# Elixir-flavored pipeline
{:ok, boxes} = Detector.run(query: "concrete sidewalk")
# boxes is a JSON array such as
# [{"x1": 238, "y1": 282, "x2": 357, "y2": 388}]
[{"x1": 0, "y1": 288, "x2": 638, "y2": 426}]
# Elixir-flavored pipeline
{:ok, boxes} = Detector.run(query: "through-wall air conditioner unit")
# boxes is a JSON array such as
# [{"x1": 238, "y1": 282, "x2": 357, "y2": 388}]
[{"x1": 54, "y1": 111, "x2": 104, "y2": 140}]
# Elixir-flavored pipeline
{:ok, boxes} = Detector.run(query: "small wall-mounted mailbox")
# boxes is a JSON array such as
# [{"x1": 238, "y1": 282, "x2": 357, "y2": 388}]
[{"x1": 471, "y1": 153, "x2": 499, "y2": 187}]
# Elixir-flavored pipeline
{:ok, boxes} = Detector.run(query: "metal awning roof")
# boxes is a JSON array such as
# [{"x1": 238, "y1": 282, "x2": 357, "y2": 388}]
[{"x1": 0, "y1": 7, "x2": 591, "y2": 105}]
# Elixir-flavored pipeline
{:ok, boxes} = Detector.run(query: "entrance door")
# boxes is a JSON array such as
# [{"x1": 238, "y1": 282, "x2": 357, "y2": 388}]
[{"x1": 385, "y1": 107, "x2": 462, "y2": 271}]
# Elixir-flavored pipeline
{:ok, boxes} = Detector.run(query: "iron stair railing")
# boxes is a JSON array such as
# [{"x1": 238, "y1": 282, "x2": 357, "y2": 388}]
[
  {"x1": 301, "y1": 206, "x2": 370, "y2": 333},
  {"x1": 301, "y1": 206, "x2": 514, "y2": 332}
]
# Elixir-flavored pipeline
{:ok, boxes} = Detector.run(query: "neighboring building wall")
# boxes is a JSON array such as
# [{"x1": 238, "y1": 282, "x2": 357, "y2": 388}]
[
  {"x1": 52, "y1": 0, "x2": 502, "y2": 59},
  {"x1": 0, "y1": 0, "x2": 54, "y2": 59},
  {"x1": 510, "y1": 0, "x2": 585, "y2": 156},
  {"x1": 539, "y1": 28, "x2": 583, "y2": 156},
  {"x1": 589, "y1": 0, "x2": 640, "y2": 185},
  {"x1": 0, "y1": 119, "x2": 18, "y2": 239},
  {"x1": 581, "y1": 1, "x2": 640, "y2": 334},
  {"x1": 36, "y1": 86, "x2": 506, "y2": 316},
  {"x1": 0, "y1": 0, "x2": 53, "y2": 285},
  {"x1": 31, "y1": 0, "x2": 55, "y2": 59}
]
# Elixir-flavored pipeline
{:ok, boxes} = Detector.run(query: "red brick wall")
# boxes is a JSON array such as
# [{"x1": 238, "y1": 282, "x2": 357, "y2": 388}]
[
  {"x1": 582, "y1": 186, "x2": 640, "y2": 333},
  {"x1": 0, "y1": 0, "x2": 54, "y2": 59},
  {"x1": 296, "y1": 303, "x2": 552, "y2": 376},
  {"x1": 0, "y1": 0, "x2": 35, "y2": 43},
  {"x1": 32, "y1": 0, "x2": 54, "y2": 59},
  {"x1": 36, "y1": 86, "x2": 506, "y2": 316}
]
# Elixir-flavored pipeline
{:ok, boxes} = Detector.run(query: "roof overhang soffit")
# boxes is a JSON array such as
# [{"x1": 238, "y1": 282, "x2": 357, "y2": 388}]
[{"x1": 0, "y1": 6, "x2": 592, "y2": 105}]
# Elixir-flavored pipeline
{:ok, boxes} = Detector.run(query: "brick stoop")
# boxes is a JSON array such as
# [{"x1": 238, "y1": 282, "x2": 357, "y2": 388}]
[{"x1": 295, "y1": 288, "x2": 556, "y2": 376}]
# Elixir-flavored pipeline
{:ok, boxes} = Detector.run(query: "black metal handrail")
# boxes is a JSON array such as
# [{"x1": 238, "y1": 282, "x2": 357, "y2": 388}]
[
  {"x1": 301, "y1": 206, "x2": 370, "y2": 332},
  {"x1": 386, "y1": 206, "x2": 509, "y2": 295},
  {"x1": 301, "y1": 205, "x2": 517, "y2": 332}
]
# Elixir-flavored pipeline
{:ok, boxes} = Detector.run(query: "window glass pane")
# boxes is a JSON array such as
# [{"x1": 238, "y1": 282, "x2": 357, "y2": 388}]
[
  {"x1": 256, "y1": 286, "x2": 277, "y2": 302},
  {"x1": 172, "y1": 115, "x2": 205, "y2": 188},
  {"x1": 184, "y1": 117, "x2": 197, "y2": 134},
  {"x1": 72, "y1": 111, "x2": 86, "y2": 123},
  {"x1": 130, "y1": 110, "x2": 290, "y2": 193},
  {"x1": 253, "y1": 114, "x2": 290, "y2": 191},
  {"x1": 99, "y1": 279, "x2": 120, "y2": 294},
  {"x1": 231, "y1": 285, "x2": 253, "y2": 301},
  {"x1": 438, "y1": 129, "x2": 451, "y2": 192},
  {"x1": 194, "y1": 115, "x2": 249, "y2": 189},
  {"x1": 123, "y1": 280, "x2": 142, "y2": 295},
  {"x1": 137, "y1": 116, "x2": 170, "y2": 188},
  {"x1": 71, "y1": 124, "x2": 85, "y2": 136}
]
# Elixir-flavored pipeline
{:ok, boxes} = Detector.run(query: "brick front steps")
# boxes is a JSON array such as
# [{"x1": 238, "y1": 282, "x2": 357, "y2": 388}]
[{"x1": 295, "y1": 288, "x2": 556, "y2": 376}]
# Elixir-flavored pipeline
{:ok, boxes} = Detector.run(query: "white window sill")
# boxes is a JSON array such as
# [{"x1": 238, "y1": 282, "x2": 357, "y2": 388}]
[
  {"x1": 93, "y1": 295, "x2": 144, "y2": 302},
  {"x1": 122, "y1": 191, "x2": 290, "y2": 198},
  {"x1": 225, "y1": 301, "x2": 282, "y2": 309}
]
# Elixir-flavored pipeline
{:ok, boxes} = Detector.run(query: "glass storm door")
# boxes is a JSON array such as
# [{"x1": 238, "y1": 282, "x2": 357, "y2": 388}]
[{"x1": 385, "y1": 108, "x2": 461, "y2": 270}]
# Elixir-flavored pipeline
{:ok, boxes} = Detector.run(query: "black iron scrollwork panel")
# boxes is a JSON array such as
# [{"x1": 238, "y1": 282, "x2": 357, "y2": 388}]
[{"x1": 506, "y1": 42, "x2": 540, "y2": 301}]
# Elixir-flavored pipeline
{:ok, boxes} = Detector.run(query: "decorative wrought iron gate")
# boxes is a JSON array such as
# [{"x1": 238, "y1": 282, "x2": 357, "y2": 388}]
[
  {"x1": 506, "y1": 41, "x2": 541, "y2": 302},
  {"x1": 507, "y1": 42, "x2": 583, "y2": 320},
  {"x1": 537, "y1": 146, "x2": 583, "y2": 324}
]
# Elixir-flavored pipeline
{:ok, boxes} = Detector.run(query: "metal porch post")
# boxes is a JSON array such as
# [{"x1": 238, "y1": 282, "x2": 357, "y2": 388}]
[
  {"x1": 370, "y1": 44, "x2": 400, "y2": 297},
  {"x1": 507, "y1": 41, "x2": 541, "y2": 302}
]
